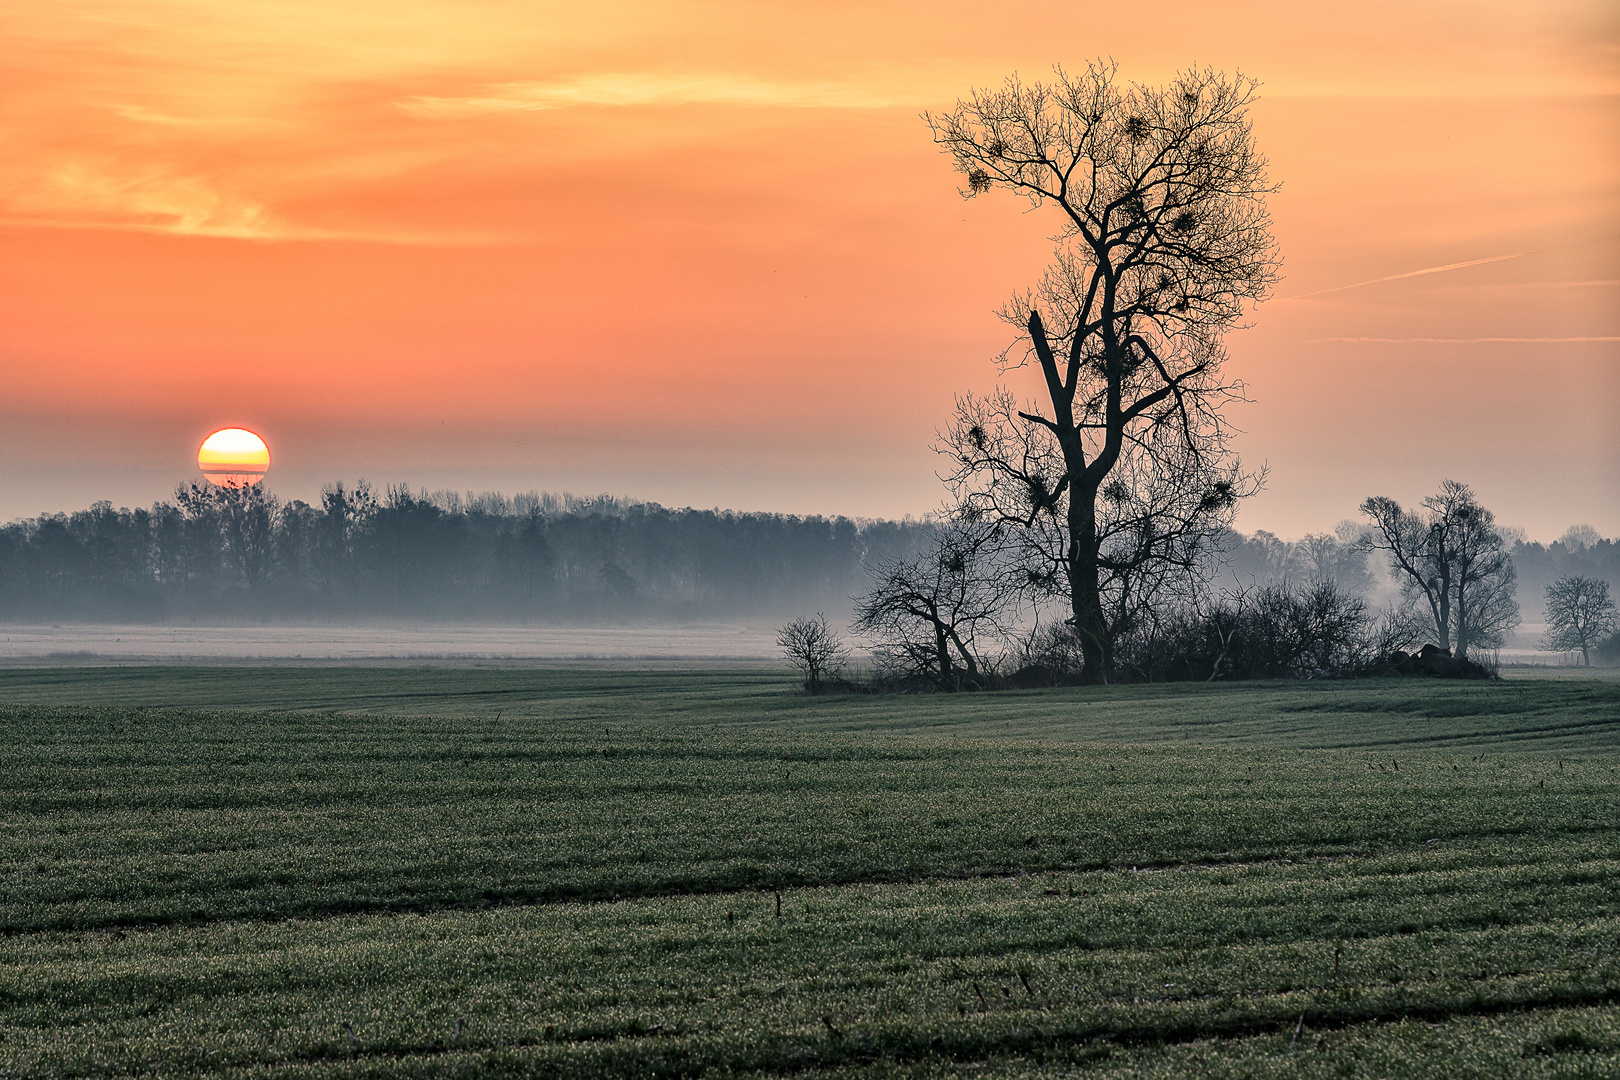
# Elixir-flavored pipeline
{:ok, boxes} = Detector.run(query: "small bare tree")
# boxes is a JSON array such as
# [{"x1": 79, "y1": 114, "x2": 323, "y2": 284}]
[
  {"x1": 1541, "y1": 576, "x2": 1617, "y2": 666},
  {"x1": 1015, "y1": 620, "x2": 1087, "y2": 684},
  {"x1": 776, "y1": 613, "x2": 849, "y2": 693},
  {"x1": 927, "y1": 62, "x2": 1279, "y2": 682},
  {"x1": 852, "y1": 523, "x2": 1013, "y2": 691}
]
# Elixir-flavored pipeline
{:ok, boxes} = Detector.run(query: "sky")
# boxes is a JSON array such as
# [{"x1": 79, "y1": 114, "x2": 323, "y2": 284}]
[{"x1": 2, "y1": 0, "x2": 1616, "y2": 541}]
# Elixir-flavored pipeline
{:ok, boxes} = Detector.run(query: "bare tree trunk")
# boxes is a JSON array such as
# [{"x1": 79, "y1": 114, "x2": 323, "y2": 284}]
[
  {"x1": 934, "y1": 620, "x2": 954, "y2": 690},
  {"x1": 1069, "y1": 492, "x2": 1108, "y2": 684},
  {"x1": 1453, "y1": 594, "x2": 1469, "y2": 660},
  {"x1": 944, "y1": 625, "x2": 981, "y2": 686},
  {"x1": 1437, "y1": 569, "x2": 1453, "y2": 653},
  {"x1": 1445, "y1": 569, "x2": 1458, "y2": 654},
  {"x1": 1205, "y1": 589, "x2": 1248, "y2": 681}
]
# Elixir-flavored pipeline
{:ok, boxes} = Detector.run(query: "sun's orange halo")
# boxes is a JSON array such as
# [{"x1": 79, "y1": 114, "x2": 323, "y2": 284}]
[{"x1": 198, "y1": 428, "x2": 270, "y2": 487}]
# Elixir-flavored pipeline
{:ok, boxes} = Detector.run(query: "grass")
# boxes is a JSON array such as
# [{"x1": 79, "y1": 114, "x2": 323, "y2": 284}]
[
  {"x1": 7, "y1": 861, "x2": 1618, "y2": 1077},
  {"x1": 1, "y1": 668, "x2": 1618, "y2": 1076},
  {"x1": 1, "y1": 663, "x2": 1618, "y2": 750}
]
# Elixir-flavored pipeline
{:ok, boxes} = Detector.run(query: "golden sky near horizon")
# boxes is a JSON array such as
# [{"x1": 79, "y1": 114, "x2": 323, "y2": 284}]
[{"x1": 1, "y1": 0, "x2": 1616, "y2": 538}]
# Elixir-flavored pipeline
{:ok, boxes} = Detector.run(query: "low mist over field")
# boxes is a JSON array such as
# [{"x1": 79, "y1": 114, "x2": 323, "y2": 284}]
[{"x1": 0, "y1": 624, "x2": 786, "y2": 665}]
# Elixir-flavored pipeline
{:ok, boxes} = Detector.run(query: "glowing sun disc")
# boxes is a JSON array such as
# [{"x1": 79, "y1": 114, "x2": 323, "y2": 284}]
[{"x1": 198, "y1": 428, "x2": 270, "y2": 487}]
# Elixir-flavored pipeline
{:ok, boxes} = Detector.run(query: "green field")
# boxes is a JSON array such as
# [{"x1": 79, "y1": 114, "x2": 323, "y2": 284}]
[
  {"x1": 2, "y1": 664, "x2": 1618, "y2": 750},
  {"x1": 2, "y1": 668, "x2": 1618, "y2": 1076}
]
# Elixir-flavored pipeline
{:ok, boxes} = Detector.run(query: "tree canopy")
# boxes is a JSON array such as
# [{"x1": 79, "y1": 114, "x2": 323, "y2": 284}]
[{"x1": 928, "y1": 62, "x2": 1280, "y2": 681}]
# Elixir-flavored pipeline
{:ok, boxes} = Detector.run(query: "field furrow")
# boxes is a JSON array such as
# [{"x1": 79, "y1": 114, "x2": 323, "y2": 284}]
[{"x1": 2, "y1": 671, "x2": 1617, "y2": 1076}]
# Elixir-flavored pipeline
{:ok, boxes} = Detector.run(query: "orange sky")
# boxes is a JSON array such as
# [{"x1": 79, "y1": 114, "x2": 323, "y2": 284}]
[{"x1": 2, "y1": 0, "x2": 1617, "y2": 538}]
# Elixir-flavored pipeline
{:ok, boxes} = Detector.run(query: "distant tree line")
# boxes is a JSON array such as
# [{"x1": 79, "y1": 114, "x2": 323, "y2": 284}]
[
  {"x1": 7, "y1": 478, "x2": 1614, "y2": 673},
  {"x1": 0, "y1": 482, "x2": 928, "y2": 622}
]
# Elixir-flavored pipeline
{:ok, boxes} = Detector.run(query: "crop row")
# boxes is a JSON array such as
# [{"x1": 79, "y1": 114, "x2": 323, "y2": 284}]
[
  {"x1": 1, "y1": 707, "x2": 1616, "y2": 932},
  {"x1": 2, "y1": 855, "x2": 1617, "y2": 1077}
]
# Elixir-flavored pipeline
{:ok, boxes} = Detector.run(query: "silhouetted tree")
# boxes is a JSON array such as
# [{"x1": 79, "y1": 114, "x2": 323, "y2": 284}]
[
  {"x1": 314, "y1": 481, "x2": 377, "y2": 599},
  {"x1": 274, "y1": 499, "x2": 320, "y2": 597},
  {"x1": 1504, "y1": 530, "x2": 1617, "y2": 630},
  {"x1": 776, "y1": 613, "x2": 849, "y2": 692},
  {"x1": 1541, "y1": 576, "x2": 1617, "y2": 666},
  {"x1": 222, "y1": 484, "x2": 279, "y2": 589},
  {"x1": 928, "y1": 62, "x2": 1279, "y2": 682},
  {"x1": 503, "y1": 508, "x2": 556, "y2": 607},
  {"x1": 1360, "y1": 480, "x2": 1519, "y2": 658},
  {"x1": 852, "y1": 523, "x2": 1013, "y2": 691},
  {"x1": 171, "y1": 481, "x2": 279, "y2": 592},
  {"x1": 371, "y1": 485, "x2": 465, "y2": 610}
]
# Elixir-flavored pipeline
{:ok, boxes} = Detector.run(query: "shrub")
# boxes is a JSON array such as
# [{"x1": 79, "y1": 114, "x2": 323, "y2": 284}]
[{"x1": 1116, "y1": 581, "x2": 1374, "y2": 681}]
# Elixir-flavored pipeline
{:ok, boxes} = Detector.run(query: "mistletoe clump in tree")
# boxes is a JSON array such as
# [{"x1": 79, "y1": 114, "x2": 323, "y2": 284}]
[{"x1": 928, "y1": 62, "x2": 1280, "y2": 682}]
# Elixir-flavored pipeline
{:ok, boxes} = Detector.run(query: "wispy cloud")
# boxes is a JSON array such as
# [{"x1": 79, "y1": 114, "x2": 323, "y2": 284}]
[
  {"x1": 0, "y1": 164, "x2": 496, "y2": 244},
  {"x1": 399, "y1": 73, "x2": 902, "y2": 117},
  {"x1": 1311, "y1": 336, "x2": 1620, "y2": 343},
  {"x1": 1468, "y1": 280, "x2": 1620, "y2": 290},
  {"x1": 6, "y1": 165, "x2": 285, "y2": 240},
  {"x1": 109, "y1": 103, "x2": 283, "y2": 130},
  {"x1": 1281, "y1": 252, "x2": 1534, "y2": 301},
  {"x1": 111, "y1": 104, "x2": 206, "y2": 127}
]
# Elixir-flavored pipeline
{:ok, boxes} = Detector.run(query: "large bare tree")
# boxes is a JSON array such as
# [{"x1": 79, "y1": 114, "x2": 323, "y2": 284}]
[{"x1": 928, "y1": 63, "x2": 1280, "y2": 682}]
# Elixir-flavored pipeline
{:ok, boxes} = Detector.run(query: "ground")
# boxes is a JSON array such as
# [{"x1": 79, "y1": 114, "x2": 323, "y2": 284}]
[{"x1": 1, "y1": 667, "x2": 1616, "y2": 1077}]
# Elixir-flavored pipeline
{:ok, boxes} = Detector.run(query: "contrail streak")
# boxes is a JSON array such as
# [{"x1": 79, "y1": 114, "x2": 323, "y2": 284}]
[
  {"x1": 1282, "y1": 252, "x2": 1534, "y2": 300},
  {"x1": 1312, "y1": 336, "x2": 1619, "y2": 343}
]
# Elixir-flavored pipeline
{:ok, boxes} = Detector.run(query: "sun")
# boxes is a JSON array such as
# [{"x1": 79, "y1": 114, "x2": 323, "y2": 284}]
[{"x1": 197, "y1": 428, "x2": 271, "y2": 487}]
